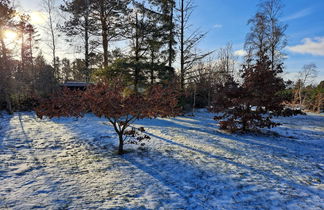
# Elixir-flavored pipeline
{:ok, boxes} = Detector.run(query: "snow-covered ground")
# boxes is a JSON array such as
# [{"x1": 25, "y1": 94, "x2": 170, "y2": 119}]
[{"x1": 0, "y1": 110, "x2": 323, "y2": 209}]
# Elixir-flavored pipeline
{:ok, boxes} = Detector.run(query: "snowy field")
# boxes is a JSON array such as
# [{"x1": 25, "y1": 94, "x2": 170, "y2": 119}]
[{"x1": 0, "y1": 110, "x2": 323, "y2": 209}]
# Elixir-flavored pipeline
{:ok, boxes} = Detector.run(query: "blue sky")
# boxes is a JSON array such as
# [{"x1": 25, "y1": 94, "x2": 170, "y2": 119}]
[
  {"x1": 17, "y1": 0, "x2": 324, "y2": 83},
  {"x1": 192, "y1": 0, "x2": 324, "y2": 83}
]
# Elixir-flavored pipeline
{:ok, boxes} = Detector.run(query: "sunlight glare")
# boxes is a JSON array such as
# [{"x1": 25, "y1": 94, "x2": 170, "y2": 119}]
[
  {"x1": 30, "y1": 11, "x2": 47, "y2": 25},
  {"x1": 4, "y1": 30, "x2": 18, "y2": 42}
]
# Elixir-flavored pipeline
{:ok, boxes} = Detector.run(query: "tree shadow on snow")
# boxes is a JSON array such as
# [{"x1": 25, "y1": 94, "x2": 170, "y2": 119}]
[
  {"x1": 136, "y1": 117, "x2": 323, "y2": 159},
  {"x1": 121, "y1": 131, "x2": 323, "y2": 207},
  {"x1": 40, "y1": 112, "x2": 323, "y2": 208},
  {"x1": 0, "y1": 112, "x2": 15, "y2": 147}
]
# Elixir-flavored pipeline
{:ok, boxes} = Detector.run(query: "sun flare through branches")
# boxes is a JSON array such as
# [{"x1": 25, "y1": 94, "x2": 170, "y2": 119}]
[{"x1": 3, "y1": 30, "x2": 18, "y2": 42}]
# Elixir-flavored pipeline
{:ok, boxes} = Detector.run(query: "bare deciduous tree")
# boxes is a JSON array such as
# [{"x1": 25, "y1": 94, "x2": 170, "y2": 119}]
[
  {"x1": 42, "y1": 0, "x2": 58, "y2": 77},
  {"x1": 297, "y1": 63, "x2": 318, "y2": 107},
  {"x1": 217, "y1": 43, "x2": 236, "y2": 83},
  {"x1": 178, "y1": 0, "x2": 211, "y2": 92},
  {"x1": 245, "y1": 0, "x2": 287, "y2": 70},
  {"x1": 259, "y1": 0, "x2": 287, "y2": 71}
]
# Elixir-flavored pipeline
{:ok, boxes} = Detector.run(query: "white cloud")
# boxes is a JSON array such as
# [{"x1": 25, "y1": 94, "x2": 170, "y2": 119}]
[
  {"x1": 287, "y1": 37, "x2": 324, "y2": 56},
  {"x1": 213, "y1": 24, "x2": 223, "y2": 29},
  {"x1": 281, "y1": 8, "x2": 312, "y2": 21},
  {"x1": 234, "y1": 49, "x2": 247, "y2": 57}
]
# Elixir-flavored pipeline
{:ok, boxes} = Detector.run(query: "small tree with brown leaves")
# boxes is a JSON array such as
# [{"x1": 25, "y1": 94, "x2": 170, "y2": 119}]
[{"x1": 36, "y1": 82, "x2": 179, "y2": 154}]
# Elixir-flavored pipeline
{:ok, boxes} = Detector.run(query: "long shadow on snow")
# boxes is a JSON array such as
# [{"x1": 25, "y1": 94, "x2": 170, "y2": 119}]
[
  {"x1": 54, "y1": 115, "x2": 301, "y2": 177},
  {"x1": 47, "y1": 113, "x2": 323, "y2": 176},
  {"x1": 41, "y1": 116, "x2": 207, "y2": 207},
  {"x1": 159, "y1": 117, "x2": 324, "y2": 182},
  {"x1": 122, "y1": 149, "x2": 233, "y2": 209},
  {"x1": 0, "y1": 112, "x2": 35, "y2": 157},
  {"x1": 136, "y1": 117, "x2": 323, "y2": 161},
  {"x1": 0, "y1": 112, "x2": 15, "y2": 149},
  {"x1": 173, "y1": 114, "x2": 324, "y2": 141},
  {"x1": 49, "y1": 117, "x2": 288, "y2": 208},
  {"x1": 0, "y1": 113, "x2": 16, "y2": 177},
  {"x1": 135, "y1": 117, "x2": 324, "y2": 189},
  {"x1": 139, "y1": 131, "x2": 323, "y2": 197},
  {"x1": 50, "y1": 114, "x2": 323, "y2": 181},
  {"x1": 48, "y1": 114, "x2": 323, "y2": 201}
]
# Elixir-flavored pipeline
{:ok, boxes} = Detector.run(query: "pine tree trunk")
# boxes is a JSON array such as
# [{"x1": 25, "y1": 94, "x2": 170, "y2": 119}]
[
  {"x1": 150, "y1": 51, "x2": 154, "y2": 85},
  {"x1": 134, "y1": 12, "x2": 140, "y2": 92},
  {"x1": 100, "y1": 3, "x2": 109, "y2": 69},
  {"x1": 168, "y1": 5, "x2": 174, "y2": 70},
  {"x1": 102, "y1": 31, "x2": 109, "y2": 68},
  {"x1": 0, "y1": 35, "x2": 13, "y2": 114},
  {"x1": 84, "y1": 0, "x2": 90, "y2": 82}
]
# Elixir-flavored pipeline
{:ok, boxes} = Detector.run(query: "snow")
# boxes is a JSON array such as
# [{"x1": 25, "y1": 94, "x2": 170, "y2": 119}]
[{"x1": 0, "y1": 110, "x2": 323, "y2": 209}]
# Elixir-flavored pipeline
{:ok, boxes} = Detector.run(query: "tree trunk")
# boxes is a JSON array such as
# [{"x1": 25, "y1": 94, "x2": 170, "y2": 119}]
[
  {"x1": 134, "y1": 12, "x2": 140, "y2": 92},
  {"x1": 84, "y1": 0, "x2": 90, "y2": 82},
  {"x1": 271, "y1": 47, "x2": 275, "y2": 71},
  {"x1": 207, "y1": 88, "x2": 211, "y2": 108},
  {"x1": 0, "y1": 34, "x2": 13, "y2": 114},
  {"x1": 47, "y1": 0, "x2": 57, "y2": 78},
  {"x1": 192, "y1": 84, "x2": 196, "y2": 115},
  {"x1": 110, "y1": 120, "x2": 125, "y2": 155},
  {"x1": 298, "y1": 86, "x2": 303, "y2": 108},
  {"x1": 21, "y1": 33, "x2": 25, "y2": 71},
  {"x1": 316, "y1": 93, "x2": 322, "y2": 113},
  {"x1": 102, "y1": 29, "x2": 109, "y2": 68},
  {"x1": 5, "y1": 91, "x2": 13, "y2": 114},
  {"x1": 180, "y1": 0, "x2": 184, "y2": 92},
  {"x1": 100, "y1": 3, "x2": 109, "y2": 68},
  {"x1": 242, "y1": 106, "x2": 250, "y2": 132},
  {"x1": 242, "y1": 118, "x2": 247, "y2": 132},
  {"x1": 118, "y1": 133, "x2": 124, "y2": 155},
  {"x1": 150, "y1": 51, "x2": 154, "y2": 85},
  {"x1": 168, "y1": 4, "x2": 174, "y2": 70}
]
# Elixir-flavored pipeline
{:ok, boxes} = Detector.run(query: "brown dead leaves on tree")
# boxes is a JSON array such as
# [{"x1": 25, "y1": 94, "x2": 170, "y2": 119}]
[{"x1": 36, "y1": 81, "x2": 180, "y2": 154}]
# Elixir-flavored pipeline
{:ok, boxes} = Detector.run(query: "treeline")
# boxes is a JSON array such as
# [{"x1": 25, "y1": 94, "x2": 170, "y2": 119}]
[
  {"x1": 0, "y1": 0, "x2": 233, "y2": 112},
  {"x1": 288, "y1": 80, "x2": 323, "y2": 113},
  {"x1": 0, "y1": 0, "x2": 322, "y2": 117},
  {"x1": 0, "y1": 1, "x2": 56, "y2": 112}
]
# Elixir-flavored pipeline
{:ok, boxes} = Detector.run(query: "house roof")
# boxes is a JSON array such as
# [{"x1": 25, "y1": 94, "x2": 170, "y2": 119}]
[{"x1": 60, "y1": 81, "x2": 93, "y2": 87}]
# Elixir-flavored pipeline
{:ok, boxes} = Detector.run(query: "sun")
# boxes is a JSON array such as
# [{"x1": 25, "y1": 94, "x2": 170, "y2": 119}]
[{"x1": 4, "y1": 30, "x2": 18, "y2": 42}]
